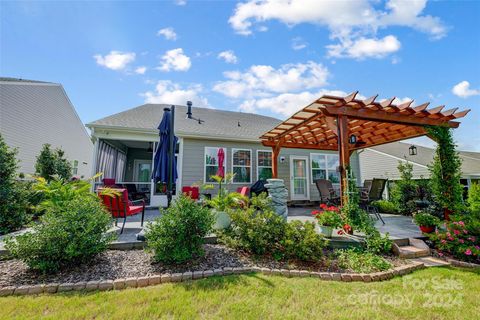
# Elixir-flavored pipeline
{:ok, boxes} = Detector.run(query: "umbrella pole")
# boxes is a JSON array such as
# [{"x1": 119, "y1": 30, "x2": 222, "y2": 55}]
[{"x1": 167, "y1": 105, "x2": 175, "y2": 207}]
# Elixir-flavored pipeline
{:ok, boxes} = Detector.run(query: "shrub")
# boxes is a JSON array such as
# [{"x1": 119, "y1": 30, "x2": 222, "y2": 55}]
[
  {"x1": 146, "y1": 195, "x2": 214, "y2": 264},
  {"x1": 337, "y1": 249, "x2": 392, "y2": 273},
  {"x1": 413, "y1": 211, "x2": 440, "y2": 227},
  {"x1": 391, "y1": 161, "x2": 418, "y2": 215},
  {"x1": 0, "y1": 134, "x2": 29, "y2": 235},
  {"x1": 372, "y1": 200, "x2": 399, "y2": 214},
  {"x1": 35, "y1": 144, "x2": 72, "y2": 181},
  {"x1": 5, "y1": 195, "x2": 113, "y2": 273},
  {"x1": 282, "y1": 220, "x2": 326, "y2": 261},
  {"x1": 312, "y1": 204, "x2": 344, "y2": 227},
  {"x1": 468, "y1": 183, "x2": 480, "y2": 214},
  {"x1": 363, "y1": 227, "x2": 393, "y2": 255}
]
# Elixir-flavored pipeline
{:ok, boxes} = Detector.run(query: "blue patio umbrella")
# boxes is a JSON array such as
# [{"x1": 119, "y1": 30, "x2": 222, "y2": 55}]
[{"x1": 152, "y1": 108, "x2": 178, "y2": 188}]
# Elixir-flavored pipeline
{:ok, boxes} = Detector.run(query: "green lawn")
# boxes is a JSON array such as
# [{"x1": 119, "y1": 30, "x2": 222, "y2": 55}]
[{"x1": 1, "y1": 267, "x2": 478, "y2": 320}]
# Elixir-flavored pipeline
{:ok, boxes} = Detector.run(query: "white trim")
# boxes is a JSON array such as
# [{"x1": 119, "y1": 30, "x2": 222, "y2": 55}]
[
  {"x1": 309, "y1": 152, "x2": 340, "y2": 185},
  {"x1": 366, "y1": 149, "x2": 428, "y2": 168},
  {"x1": 290, "y1": 156, "x2": 310, "y2": 201},
  {"x1": 204, "y1": 146, "x2": 227, "y2": 183},
  {"x1": 231, "y1": 148, "x2": 252, "y2": 184},
  {"x1": 177, "y1": 137, "x2": 184, "y2": 191},
  {"x1": 256, "y1": 149, "x2": 273, "y2": 181}
]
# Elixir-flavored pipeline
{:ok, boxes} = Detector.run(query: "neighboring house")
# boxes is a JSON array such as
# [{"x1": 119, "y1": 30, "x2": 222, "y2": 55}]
[
  {"x1": 359, "y1": 141, "x2": 480, "y2": 188},
  {"x1": 86, "y1": 104, "x2": 362, "y2": 207},
  {"x1": 0, "y1": 77, "x2": 93, "y2": 178}
]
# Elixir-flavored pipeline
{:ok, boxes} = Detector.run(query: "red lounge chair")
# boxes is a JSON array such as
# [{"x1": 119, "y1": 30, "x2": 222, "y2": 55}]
[
  {"x1": 97, "y1": 188, "x2": 145, "y2": 234},
  {"x1": 182, "y1": 186, "x2": 200, "y2": 200}
]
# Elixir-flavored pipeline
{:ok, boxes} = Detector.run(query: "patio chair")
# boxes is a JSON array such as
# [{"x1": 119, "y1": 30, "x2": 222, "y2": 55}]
[
  {"x1": 360, "y1": 178, "x2": 387, "y2": 224},
  {"x1": 97, "y1": 188, "x2": 145, "y2": 234},
  {"x1": 236, "y1": 186, "x2": 250, "y2": 197},
  {"x1": 124, "y1": 183, "x2": 149, "y2": 201},
  {"x1": 314, "y1": 179, "x2": 340, "y2": 205}
]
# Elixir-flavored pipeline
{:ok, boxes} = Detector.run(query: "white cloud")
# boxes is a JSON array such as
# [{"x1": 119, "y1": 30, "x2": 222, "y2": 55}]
[
  {"x1": 142, "y1": 80, "x2": 209, "y2": 108},
  {"x1": 157, "y1": 27, "x2": 177, "y2": 40},
  {"x1": 93, "y1": 51, "x2": 136, "y2": 71},
  {"x1": 217, "y1": 50, "x2": 238, "y2": 64},
  {"x1": 229, "y1": 0, "x2": 446, "y2": 59},
  {"x1": 291, "y1": 37, "x2": 308, "y2": 50},
  {"x1": 327, "y1": 35, "x2": 401, "y2": 59},
  {"x1": 174, "y1": 0, "x2": 186, "y2": 5},
  {"x1": 452, "y1": 81, "x2": 480, "y2": 99},
  {"x1": 392, "y1": 97, "x2": 415, "y2": 106},
  {"x1": 213, "y1": 61, "x2": 329, "y2": 98},
  {"x1": 239, "y1": 89, "x2": 348, "y2": 117},
  {"x1": 135, "y1": 66, "x2": 147, "y2": 75},
  {"x1": 158, "y1": 48, "x2": 191, "y2": 72}
]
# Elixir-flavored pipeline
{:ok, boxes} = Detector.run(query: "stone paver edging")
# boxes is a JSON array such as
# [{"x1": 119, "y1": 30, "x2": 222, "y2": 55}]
[
  {"x1": 444, "y1": 257, "x2": 480, "y2": 268},
  {"x1": 0, "y1": 262, "x2": 425, "y2": 297}
]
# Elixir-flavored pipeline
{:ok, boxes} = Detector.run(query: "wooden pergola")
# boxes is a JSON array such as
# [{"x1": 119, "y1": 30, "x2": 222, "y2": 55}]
[{"x1": 260, "y1": 92, "x2": 470, "y2": 205}]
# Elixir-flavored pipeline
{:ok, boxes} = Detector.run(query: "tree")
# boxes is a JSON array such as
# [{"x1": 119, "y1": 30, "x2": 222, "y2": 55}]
[
  {"x1": 35, "y1": 144, "x2": 72, "y2": 181},
  {"x1": 426, "y1": 126, "x2": 464, "y2": 219},
  {"x1": 391, "y1": 161, "x2": 417, "y2": 215},
  {"x1": 0, "y1": 134, "x2": 28, "y2": 234}
]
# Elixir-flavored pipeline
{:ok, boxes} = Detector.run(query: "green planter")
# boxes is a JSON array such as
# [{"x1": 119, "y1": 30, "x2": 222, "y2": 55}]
[
  {"x1": 213, "y1": 210, "x2": 231, "y2": 230},
  {"x1": 318, "y1": 225, "x2": 333, "y2": 238}
]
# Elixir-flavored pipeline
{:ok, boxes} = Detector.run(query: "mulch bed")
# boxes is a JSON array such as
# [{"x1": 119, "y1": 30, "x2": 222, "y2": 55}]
[{"x1": 0, "y1": 245, "x2": 406, "y2": 287}]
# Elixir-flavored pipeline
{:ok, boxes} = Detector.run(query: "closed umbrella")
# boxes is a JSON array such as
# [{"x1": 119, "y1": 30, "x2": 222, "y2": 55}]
[
  {"x1": 216, "y1": 148, "x2": 225, "y2": 178},
  {"x1": 152, "y1": 108, "x2": 178, "y2": 192}
]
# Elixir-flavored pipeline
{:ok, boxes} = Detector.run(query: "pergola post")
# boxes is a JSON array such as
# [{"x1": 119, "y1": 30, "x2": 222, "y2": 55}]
[
  {"x1": 271, "y1": 144, "x2": 281, "y2": 178},
  {"x1": 337, "y1": 115, "x2": 350, "y2": 206}
]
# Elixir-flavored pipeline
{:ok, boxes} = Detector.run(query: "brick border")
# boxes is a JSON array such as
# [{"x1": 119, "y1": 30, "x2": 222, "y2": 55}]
[
  {"x1": 444, "y1": 258, "x2": 480, "y2": 268},
  {"x1": 0, "y1": 261, "x2": 424, "y2": 297}
]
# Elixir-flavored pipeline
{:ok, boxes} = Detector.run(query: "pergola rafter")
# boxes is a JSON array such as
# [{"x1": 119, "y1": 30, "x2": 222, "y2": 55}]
[{"x1": 260, "y1": 92, "x2": 470, "y2": 205}]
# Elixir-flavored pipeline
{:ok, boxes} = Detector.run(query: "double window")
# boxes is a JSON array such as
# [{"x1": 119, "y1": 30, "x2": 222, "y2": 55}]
[
  {"x1": 232, "y1": 149, "x2": 251, "y2": 183},
  {"x1": 72, "y1": 160, "x2": 79, "y2": 175},
  {"x1": 257, "y1": 150, "x2": 273, "y2": 180},
  {"x1": 204, "y1": 147, "x2": 226, "y2": 183},
  {"x1": 310, "y1": 153, "x2": 340, "y2": 183}
]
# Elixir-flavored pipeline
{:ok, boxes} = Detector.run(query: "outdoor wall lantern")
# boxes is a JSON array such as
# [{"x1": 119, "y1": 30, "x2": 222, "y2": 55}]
[
  {"x1": 409, "y1": 145, "x2": 417, "y2": 156},
  {"x1": 186, "y1": 101, "x2": 204, "y2": 124},
  {"x1": 348, "y1": 134, "x2": 357, "y2": 144}
]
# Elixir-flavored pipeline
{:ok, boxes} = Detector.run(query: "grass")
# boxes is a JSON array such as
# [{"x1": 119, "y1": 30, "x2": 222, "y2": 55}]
[{"x1": 0, "y1": 267, "x2": 478, "y2": 320}]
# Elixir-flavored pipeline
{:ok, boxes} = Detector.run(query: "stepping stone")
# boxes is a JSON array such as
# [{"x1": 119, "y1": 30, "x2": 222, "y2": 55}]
[{"x1": 409, "y1": 257, "x2": 451, "y2": 267}]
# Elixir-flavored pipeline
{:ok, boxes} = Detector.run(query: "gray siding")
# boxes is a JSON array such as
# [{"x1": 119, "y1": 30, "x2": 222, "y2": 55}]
[
  {"x1": 0, "y1": 81, "x2": 93, "y2": 178},
  {"x1": 181, "y1": 138, "x2": 361, "y2": 201},
  {"x1": 358, "y1": 148, "x2": 430, "y2": 181}
]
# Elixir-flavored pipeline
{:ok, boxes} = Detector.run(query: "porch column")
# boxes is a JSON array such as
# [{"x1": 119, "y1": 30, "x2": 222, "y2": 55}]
[
  {"x1": 337, "y1": 115, "x2": 350, "y2": 206},
  {"x1": 271, "y1": 144, "x2": 281, "y2": 179}
]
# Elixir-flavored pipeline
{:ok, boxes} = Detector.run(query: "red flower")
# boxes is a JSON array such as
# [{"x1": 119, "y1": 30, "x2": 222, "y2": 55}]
[
  {"x1": 343, "y1": 224, "x2": 352, "y2": 233},
  {"x1": 311, "y1": 210, "x2": 322, "y2": 216},
  {"x1": 454, "y1": 229, "x2": 460, "y2": 235},
  {"x1": 465, "y1": 249, "x2": 472, "y2": 256},
  {"x1": 320, "y1": 203, "x2": 328, "y2": 209}
]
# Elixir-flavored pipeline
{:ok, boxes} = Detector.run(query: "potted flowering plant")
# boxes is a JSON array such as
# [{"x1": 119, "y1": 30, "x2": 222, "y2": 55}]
[
  {"x1": 312, "y1": 204, "x2": 344, "y2": 237},
  {"x1": 413, "y1": 211, "x2": 440, "y2": 233}
]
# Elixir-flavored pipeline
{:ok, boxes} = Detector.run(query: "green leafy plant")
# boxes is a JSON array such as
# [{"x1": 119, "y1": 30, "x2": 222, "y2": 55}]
[
  {"x1": 146, "y1": 195, "x2": 214, "y2": 264},
  {"x1": 337, "y1": 249, "x2": 392, "y2": 273},
  {"x1": 413, "y1": 211, "x2": 440, "y2": 227},
  {"x1": 391, "y1": 161, "x2": 418, "y2": 215},
  {"x1": 426, "y1": 126, "x2": 465, "y2": 217},
  {"x1": 468, "y1": 183, "x2": 480, "y2": 214},
  {"x1": 206, "y1": 174, "x2": 247, "y2": 211},
  {"x1": 35, "y1": 143, "x2": 72, "y2": 181},
  {"x1": 0, "y1": 134, "x2": 29, "y2": 234},
  {"x1": 5, "y1": 193, "x2": 113, "y2": 273},
  {"x1": 282, "y1": 220, "x2": 326, "y2": 261},
  {"x1": 372, "y1": 200, "x2": 399, "y2": 214},
  {"x1": 312, "y1": 205, "x2": 344, "y2": 228}
]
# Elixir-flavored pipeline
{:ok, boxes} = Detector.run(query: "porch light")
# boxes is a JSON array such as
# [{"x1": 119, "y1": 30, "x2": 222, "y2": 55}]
[
  {"x1": 348, "y1": 134, "x2": 357, "y2": 144},
  {"x1": 409, "y1": 145, "x2": 417, "y2": 156}
]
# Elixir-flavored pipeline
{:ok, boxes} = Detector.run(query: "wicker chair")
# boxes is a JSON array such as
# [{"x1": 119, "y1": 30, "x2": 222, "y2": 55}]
[{"x1": 314, "y1": 179, "x2": 340, "y2": 205}]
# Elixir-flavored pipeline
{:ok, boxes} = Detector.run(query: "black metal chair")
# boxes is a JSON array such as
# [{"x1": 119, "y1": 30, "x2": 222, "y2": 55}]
[
  {"x1": 315, "y1": 179, "x2": 340, "y2": 205},
  {"x1": 360, "y1": 178, "x2": 387, "y2": 224}
]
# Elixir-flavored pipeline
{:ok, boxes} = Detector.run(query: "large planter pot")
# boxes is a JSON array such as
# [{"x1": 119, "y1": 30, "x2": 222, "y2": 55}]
[
  {"x1": 213, "y1": 210, "x2": 231, "y2": 230},
  {"x1": 318, "y1": 225, "x2": 333, "y2": 238},
  {"x1": 419, "y1": 225, "x2": 435, "y2": 233}
]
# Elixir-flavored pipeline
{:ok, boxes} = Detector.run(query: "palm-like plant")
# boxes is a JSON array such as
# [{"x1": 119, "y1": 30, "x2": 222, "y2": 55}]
[{"x1": 207, "y1": 173, "x2": 247, "y2": 211}]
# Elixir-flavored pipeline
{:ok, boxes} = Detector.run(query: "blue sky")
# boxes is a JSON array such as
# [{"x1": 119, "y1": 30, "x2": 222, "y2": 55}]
[{"x1": 1, "y1": 0, "x2": 479, "y2": 150}]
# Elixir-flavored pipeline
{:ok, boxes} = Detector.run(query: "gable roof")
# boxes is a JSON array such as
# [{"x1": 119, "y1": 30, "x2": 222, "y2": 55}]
[
  {"x1": 0, "y1": 77, "x2": 56, "y2": 84},
  {"x1": 87, "y1": 104, "x2": 282, "y2": 141},
  {"x1": 370, "y1": 142, "x2": 480, "y2": 176}
]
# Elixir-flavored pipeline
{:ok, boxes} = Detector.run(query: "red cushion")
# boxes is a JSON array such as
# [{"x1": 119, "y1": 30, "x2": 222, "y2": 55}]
[
  {"x1": 182, "y1": 186, "x2": 199, "y2": 200},
  {"x1": 127, "y1": 205, "x2": 144, "y2": 215}
]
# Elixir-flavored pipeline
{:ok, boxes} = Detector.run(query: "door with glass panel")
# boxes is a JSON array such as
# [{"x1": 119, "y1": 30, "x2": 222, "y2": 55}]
[{"x1": 290, "y1": 156, "x2": 309, "y2": 200}]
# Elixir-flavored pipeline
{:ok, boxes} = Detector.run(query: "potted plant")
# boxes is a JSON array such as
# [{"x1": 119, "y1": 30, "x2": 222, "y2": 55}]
[
  {"x1": 206, "y1": 173, "x2": 246, "y2": 229},
  {"x1": 312, "y1": 204, "x2": 344, "y2": 237},
  {"x1": 413, "y1": 211, "x2": 440, "y2": 233}
]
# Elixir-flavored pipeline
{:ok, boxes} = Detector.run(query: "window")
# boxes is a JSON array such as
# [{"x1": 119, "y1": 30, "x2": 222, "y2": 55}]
[
  {"x1": 205, "y1": 147, "x2": 226, "y2": 183},
  {"x1": 257, "y1": 150, "x2": 273, "y2": 180},
  {"x1": 310, "y1": 154, "x2": 340, "y2": 183},
  {"x1": 232, "y1": 149, "x2": 251, "y2": 183},
  {"x1": 72, "y1": 160, "x2": 79, "y2": 175}
]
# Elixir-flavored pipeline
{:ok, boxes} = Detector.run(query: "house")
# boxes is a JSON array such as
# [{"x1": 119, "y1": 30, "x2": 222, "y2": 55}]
[
  {"x1": 358, "y1": 141, "x2": 480, "y2": 188},
  {"x1": 0, "y1": 77, "x2": 93, "y2": 178},
  {"x1": 86, "y1": 103, "x2": 362, "y2": 207}
]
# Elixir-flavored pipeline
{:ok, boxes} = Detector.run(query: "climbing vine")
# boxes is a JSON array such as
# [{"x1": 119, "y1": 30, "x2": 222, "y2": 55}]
[{"x1": 426, "y1": 126, "x2": 464, "y2": 217}]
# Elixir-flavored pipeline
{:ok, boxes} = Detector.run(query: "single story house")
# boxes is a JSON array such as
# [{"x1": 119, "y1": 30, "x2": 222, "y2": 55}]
[
  {"x1": 0, "y1": 77, "x2": 93, "y2": 178},
  {"x1": 359, "y1": 141, "x2": 480, "y2": 188},
  {"x1": 86, "y1": 104, "x2": 362, "y2": 206}
]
